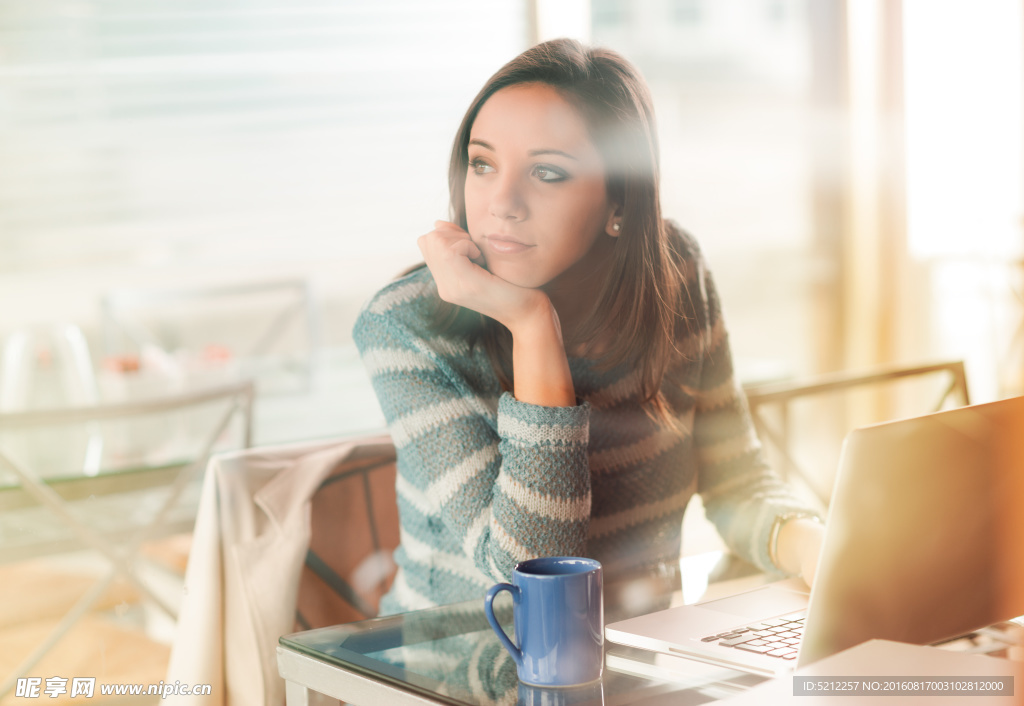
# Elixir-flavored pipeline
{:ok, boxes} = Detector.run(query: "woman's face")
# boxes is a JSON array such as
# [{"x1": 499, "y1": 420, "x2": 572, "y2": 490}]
[{"x1": 464, "y1": 83, "x2": 618, "y2": 291}]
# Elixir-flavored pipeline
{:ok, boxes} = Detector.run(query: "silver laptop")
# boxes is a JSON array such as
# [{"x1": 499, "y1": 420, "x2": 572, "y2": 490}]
[{"x1": 606, "y1": 394, "x2": 1024, "y2": 676}]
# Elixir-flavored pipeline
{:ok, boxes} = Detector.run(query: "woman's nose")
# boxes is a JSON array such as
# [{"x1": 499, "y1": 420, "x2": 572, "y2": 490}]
[{"x1": 488, "y1": 174, "x2": 527, "y2": 222}]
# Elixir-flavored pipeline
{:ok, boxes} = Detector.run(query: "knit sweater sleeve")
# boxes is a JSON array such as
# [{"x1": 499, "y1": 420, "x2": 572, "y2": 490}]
[
  {"x1": 689, "y1": 251, "x2": 821, "y2": 573},
  {"x1": 353, "y1": 273, "x2": 592, "y2": 585}
]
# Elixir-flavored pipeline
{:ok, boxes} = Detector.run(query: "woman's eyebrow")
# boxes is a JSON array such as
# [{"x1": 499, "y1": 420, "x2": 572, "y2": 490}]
[
  {"x1": 528, "y1": 148, "x2": 578, "y2": 161},
  {"x1": 468, "y1": 138, "x2": 578, "y2": 161}
]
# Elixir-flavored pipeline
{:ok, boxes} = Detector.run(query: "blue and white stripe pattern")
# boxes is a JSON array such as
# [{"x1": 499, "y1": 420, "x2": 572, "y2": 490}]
[{"x1": 354, "y1": 235, "x2": 817, "y2": 614}]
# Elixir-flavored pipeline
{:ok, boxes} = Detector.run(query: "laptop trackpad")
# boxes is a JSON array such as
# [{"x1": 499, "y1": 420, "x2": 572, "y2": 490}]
[{"x1": 698, "y1": 584, "x2": 810, "y2": 620}]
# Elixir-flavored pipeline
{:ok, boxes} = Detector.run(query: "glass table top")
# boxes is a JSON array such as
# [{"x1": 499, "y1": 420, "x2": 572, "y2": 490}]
[{"x1": 280, "y1": 553, "x2": 774, "y2": 706}]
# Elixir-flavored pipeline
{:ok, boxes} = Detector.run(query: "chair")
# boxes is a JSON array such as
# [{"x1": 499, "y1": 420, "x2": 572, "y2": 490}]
[
  {"x1": 100, "y1": 278, "x2": 319, "y2": 395},
  {"x1": 165, "y1": 433, "x2": 399, "y2": 706},
  {"x1": 742, "y1": 360, "x2": 970, "y2": 506},
  {"x1": 0, "y1": 379, "x2": 254, "y2": 698}
]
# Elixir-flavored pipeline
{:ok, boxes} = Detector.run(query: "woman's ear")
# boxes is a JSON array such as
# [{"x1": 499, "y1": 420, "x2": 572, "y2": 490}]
[{"x1": 605, "y1": 205, "x2": 624, "y2": 238}]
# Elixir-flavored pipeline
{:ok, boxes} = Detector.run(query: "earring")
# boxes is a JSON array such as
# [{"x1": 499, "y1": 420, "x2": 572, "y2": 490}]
[{"x1": 612, "y1": 222, "x2": 621, "y2": 232}]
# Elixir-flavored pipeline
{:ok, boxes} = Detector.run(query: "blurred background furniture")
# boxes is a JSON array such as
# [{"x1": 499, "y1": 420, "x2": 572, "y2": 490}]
[
  {"x1": 1, "y1": 325, "x2": 99, "y2": 411},
  {"x1": 0, "y1": 379, "x2": 254, "y2": 699},
  {"x1": 742, "y1": 360, "x2": 971, "y2": 506},
  {"x1": 1, "y1": 324, "x2": 105, "y2": 481},
  {"x1": 98, "y1": 273, "x2": 389, "y2": 442},
  {"x1": 166, "y1": 433, "x2": 398, "y2": 706},
  {"x1": 0, "y1": 277, "x2": 385, "y2": 703},
  {"x1": 100, "y1": 278, "x2": 319, "y2": 396}
]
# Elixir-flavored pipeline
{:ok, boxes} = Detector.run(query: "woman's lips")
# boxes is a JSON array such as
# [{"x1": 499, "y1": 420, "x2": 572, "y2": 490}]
[{"x1": 484, "y1": 235, "x2": 534, "y2": 255}]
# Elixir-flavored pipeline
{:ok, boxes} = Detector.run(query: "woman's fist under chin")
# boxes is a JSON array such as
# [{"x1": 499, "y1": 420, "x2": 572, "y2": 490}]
[{"x1": 417, "y1": 220, "x2": 553, "y2": 335}]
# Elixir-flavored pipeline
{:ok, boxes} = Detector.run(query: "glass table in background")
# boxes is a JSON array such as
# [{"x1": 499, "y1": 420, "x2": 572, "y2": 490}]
[
  {"x1": 278, "y1": 552, "x2": 775, "y2": 706},
  {"x1": 0, "y1": 343, "x2": 385, "y2": 695},
  {"x1": 0, "y1": 344, "x2": 385, "y2": 558}
]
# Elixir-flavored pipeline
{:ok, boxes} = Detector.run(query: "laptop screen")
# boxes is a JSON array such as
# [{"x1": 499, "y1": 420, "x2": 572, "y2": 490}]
[{"x1": 800, "y1": 395, "x2": 1024, "y2": 665}]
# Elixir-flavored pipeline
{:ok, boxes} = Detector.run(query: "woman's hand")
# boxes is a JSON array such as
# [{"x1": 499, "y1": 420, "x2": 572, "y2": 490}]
[
  {"x1": 775, "y1": 517, "x2": 826, "y2": 588},
  {"x1": 417, "y1": 221, "x2": 549, "y2": 336},
  {"x1": 418, "y1": 220, "x2": 576, "y2": 407}
]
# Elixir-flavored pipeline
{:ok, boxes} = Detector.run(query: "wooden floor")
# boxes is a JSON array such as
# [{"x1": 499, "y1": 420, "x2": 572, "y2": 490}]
[{"x1": 0, "y1": 539, "x2": 189, "y2": 706}]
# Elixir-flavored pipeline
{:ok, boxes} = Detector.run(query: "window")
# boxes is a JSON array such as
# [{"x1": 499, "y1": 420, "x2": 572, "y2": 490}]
[
  {"x1": 0, "y1": 0, "x2": 528, "y2": 343},
  {"x1": 592, "y1": 0, "x2": 823, "y2": 381}
]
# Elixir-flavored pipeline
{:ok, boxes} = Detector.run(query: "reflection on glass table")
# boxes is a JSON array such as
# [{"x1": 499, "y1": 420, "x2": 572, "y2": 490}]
[{"x1": 278, "y1": 552, "x2": 772, "y2": 706}]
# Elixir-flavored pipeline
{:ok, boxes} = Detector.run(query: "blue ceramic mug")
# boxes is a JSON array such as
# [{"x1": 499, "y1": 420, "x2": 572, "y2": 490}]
[{"x1": 483, "y1": 557, "x2": 603, "y2": 687}]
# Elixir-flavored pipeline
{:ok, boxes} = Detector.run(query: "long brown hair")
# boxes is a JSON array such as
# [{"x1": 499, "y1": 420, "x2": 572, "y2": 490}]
[{"x1": 432, "y1": 38, "x2": 689, "y2": 418}]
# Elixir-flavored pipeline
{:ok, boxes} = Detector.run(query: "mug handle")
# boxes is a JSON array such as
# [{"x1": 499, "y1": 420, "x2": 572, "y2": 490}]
[{"x1": 484, "y1": 583, "x2": 522, "y2": 669}]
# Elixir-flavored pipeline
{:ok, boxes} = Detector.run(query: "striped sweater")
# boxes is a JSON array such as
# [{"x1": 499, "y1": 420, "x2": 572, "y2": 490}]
[{"x1": 353, "y1": 236, "x2": 817, "y2": 615}]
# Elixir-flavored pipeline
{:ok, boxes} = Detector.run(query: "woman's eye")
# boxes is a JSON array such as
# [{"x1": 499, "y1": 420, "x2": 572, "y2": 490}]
[
  {"x1": 469, "y1": 159, "x2": 494, "y2": 175},
  {"x1": 533, "y1": 165, "x2": 568, "y2": 182}
]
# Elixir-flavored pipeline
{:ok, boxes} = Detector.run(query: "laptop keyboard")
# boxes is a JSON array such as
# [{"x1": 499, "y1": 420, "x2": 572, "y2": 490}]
[{"x1": 699, "y1": 610, "x2": 806, "y2": 661}]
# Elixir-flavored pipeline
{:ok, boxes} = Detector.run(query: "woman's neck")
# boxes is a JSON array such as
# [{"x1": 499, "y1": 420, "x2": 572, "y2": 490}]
[{"x1": 543, "y1": 236, "x2": 616, "y2": 356}]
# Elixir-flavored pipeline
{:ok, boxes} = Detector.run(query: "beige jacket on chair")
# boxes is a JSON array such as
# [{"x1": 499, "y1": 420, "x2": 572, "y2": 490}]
[{"x1": 165, "y1": 434, "x2": 398, "y2": 706}]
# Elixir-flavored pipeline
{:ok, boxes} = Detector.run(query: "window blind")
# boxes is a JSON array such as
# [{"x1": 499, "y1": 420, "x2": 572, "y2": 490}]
[{"x1": 0, "y1": 1, "x2": 527, "y2": 278}]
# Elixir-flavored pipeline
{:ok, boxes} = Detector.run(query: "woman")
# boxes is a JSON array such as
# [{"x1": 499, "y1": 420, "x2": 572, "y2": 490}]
[{"x1": 354, "y1": 38, "x2": 823, "y2": 616}]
